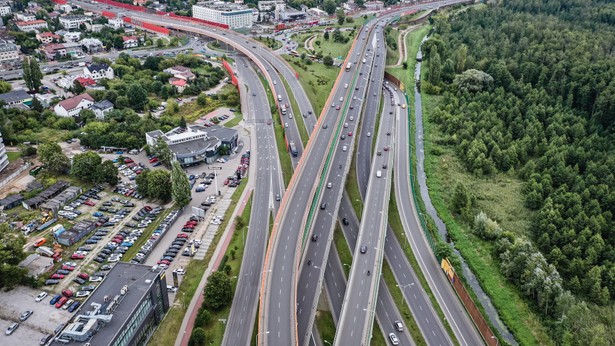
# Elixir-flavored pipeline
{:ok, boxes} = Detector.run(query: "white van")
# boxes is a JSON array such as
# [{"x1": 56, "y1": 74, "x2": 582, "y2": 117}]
[
  {"x1": 277, "y1": 95, "x2": 282, "y2": 101},
  {"x1": 376, "y1": 170, "x2": 382, "y2": 178}
]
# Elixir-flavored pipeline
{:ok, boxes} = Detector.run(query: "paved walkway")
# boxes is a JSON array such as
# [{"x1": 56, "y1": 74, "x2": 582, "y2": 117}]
[{"x1": 304, "y1": 34, "x2": 317, "y2": 52}]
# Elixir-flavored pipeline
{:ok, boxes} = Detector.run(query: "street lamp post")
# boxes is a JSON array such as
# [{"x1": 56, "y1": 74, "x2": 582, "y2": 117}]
[{"x1": 396, "y1": 283, "x2": 414, "y2": 307}]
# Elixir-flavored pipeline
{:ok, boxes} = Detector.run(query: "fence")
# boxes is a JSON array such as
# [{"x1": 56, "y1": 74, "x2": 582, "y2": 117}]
[{"x1": 0, "y1": 162, "x2": 31, "y2": 190}]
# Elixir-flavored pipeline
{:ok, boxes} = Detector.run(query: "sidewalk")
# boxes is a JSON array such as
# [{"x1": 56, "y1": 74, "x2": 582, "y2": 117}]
[{"x1": 175, "y1": 182, "x2": 254, "y2": 346}]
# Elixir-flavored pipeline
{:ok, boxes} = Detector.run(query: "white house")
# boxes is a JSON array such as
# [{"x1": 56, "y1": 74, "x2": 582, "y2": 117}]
[
  {"x1": 83, "y1": 63, "x2": 114, "y2": 80},
  {"x1": 63, "y1": 32, "x2": 82, "y2": 43},
  {"x1": 54, "y1": 94, "x2": 94, "y2": 117},
  {"x1": 122, "y1": 36, "x2": 139, "y2": 49},
  {"x1": 0, "y1": 4, "x2": 12, "y2": 17},
  {"x1": 15, "y1": 20, "x2": 48, "y2": 32},
  {"x1": 90, "y1": 100, "x2": 114, "y2": 119},
  {"x1": 59, "y1": 15, "x2": 91, "y2": 29}
]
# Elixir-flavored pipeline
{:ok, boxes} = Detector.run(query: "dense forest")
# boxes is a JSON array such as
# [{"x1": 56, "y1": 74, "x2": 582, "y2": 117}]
[{"x1": 424, "y1": 0, "x2": 615, "y2": 344}]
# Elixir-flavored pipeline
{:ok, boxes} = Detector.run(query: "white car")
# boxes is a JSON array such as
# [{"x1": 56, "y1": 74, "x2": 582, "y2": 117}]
[
  {"x1": 90, "y1": 276, "x2": 103, "y2": 282},
  {"x1": 75, "y1": 291, "x2": 90, "y2": 298},
  {"x1": 211, "y1": 220, "x2": 222, "y2": 225},
  {"x1": 167, "y1": 285, "x2": 178, "y2": 293},
  {"x1": 35, "y1": 292, "x2": 48, "y2": 302},
  {"x1": 174, "y1": 268, "x2": 186, "y2": 275}
]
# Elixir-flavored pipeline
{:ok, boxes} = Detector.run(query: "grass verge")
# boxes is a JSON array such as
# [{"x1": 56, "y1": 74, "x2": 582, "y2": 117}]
[
  {"x1": 281, "y1": 77, "x2": 310, "y2": 146},
  {"x1": 315, "y1": 309, "x2": 336, "y2": 345},
  {"x1": 386, "y1": 25, "x2": 431, "y2": 91},
  {"x1": 150, "y1": 180, "x2": 249, "y2": 346},
  {"x1": 223, "y1": 112, "x2": 243, "y2": 128},
  {"x1": 284, "y1": 55, "x2": 341, "y2": 115},
  {"x1": 333, "y1": 225, "x2": 353, "y2": 277},
  {"x1": 7, "y1": 151, "x2": 20, "y2": 162},
  {"x1": 386, "y1": 28, "x2": 401, "y2": 66}
]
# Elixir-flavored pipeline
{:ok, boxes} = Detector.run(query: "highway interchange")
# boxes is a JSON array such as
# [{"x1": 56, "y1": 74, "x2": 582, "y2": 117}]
[{"x1": 71, "y1": 1, "x2": 484, "y2": 345}]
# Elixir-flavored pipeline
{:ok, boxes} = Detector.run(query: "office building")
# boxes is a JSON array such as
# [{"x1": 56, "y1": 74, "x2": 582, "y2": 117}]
[
  {"x1": 59, "y1": 15, "x2": 91, "y2": 29},
  {"x1": 53, "y1": 262, "x2": 170, "y2": 345},
  {"x1": 0, "y1": 39, "x2": 20, "y2": 63},
  {"x1": 0, "y1": 130, "x2": 8, "y2": 173},
  {"x1": 193, "y1": 1, "x2": 254, "y2": 28}
]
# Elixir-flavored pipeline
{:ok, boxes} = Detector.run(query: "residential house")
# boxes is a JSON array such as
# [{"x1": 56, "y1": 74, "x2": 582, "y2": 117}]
[
  {"x1": 54, "y1": 94, "x2": 94, "y2": 117},
  {"x1": 0, "y1": 4, "x2": 11, "y2": 17},
  {"x1": 108, "y1": 17, "x2": 123, "y2": 29},
  {"x1": 59, "y1": 15, "x2": 91, "y2": 30},
  {"x1": 63, "y1": 32, "x2": 82, "y2": 43},
  {"x1": 122, "y1": 36, "x2": 139, "y2": 49},
  {"x1": 91, "y1": 100, "x2": 114, "y2": 119},
  {"x1": 41, "y1": 42, "x2": 81, "y2": 60},
  {"x1": 0, "y1": 90, "x2": 32, "y2": 108},
  {"x1": 36, "y1": 32, "x2": 61, "y2": 44},
  {"x1": 80, "y1": 38, "x2": 104, "y2": 53},
  {"x1": 74, "y1": 77, "x2": 97, "y2": 89},
  {"x1": 15, "y1": 20, "x2": 48, "y2": 32},
  {"x1": 83, "y1": 63, "x2": 114, "y2": 80},
  {"x1": 169, "y1": 78, "x2": 187, "y2": 93},
  {"x1": 0, "y1": 39, "x2": 20, "y2": 63},
  {"x1": 164, "y1": 66, "x2": 196, "y2": 81},
  {"x1": 364, "y1": 1, "x2": 384, "y2": 11},
  {"x1": 14, "y1": 13, "x2": 36, "y2": 22},
  {"x1": 34, "y1": 92, "x2": 61, "y2": 108}
]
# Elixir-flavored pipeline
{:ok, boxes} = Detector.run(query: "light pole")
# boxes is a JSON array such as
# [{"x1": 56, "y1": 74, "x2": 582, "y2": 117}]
[
  {"x1": 396, "y1": 283, "x2": 414, "y2": 307},
  {"x1": 323, "y1": 340, "x2": 332, "y2": 346},
  {"x1": 491, "y1": 336, "x2": 499, "y2": 346}
]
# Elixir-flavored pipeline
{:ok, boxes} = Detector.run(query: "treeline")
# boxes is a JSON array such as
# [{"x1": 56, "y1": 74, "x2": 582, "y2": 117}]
[{"x1": 424, "y1": 0, "x2": 615, "y2": 344}]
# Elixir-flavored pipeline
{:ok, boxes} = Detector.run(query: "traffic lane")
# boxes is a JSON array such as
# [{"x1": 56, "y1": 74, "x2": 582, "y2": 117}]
[
  {"x1": 223, "y1": 62, "x2": 273, "y2": 345},
  {"x1": 324, "y1": 243, "x2": 347, "y2": 322}
]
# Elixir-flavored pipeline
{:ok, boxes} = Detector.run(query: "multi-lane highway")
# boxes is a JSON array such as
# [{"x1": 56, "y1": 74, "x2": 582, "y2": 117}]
[
  {"x1": 221, "y1": 57, "x2": 284, "y2": 346},
  {"x1": 333, "y1": 79, "x2": 397, "y2": 345},
  {"x1": 259, "y1": 23, "x2": 378, "y2": 346}
]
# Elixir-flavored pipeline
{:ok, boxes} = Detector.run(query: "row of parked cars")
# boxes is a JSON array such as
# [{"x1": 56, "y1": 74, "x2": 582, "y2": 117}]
[
  {"x1": 56, "y1": 186, "x2": 105, "y2": 220},
  {"x1": 129, "y1": 209, "x2": 179, "y2": 265},
  {"x1": 119, "y1": 162, "x2": 150, "y2": 182}
]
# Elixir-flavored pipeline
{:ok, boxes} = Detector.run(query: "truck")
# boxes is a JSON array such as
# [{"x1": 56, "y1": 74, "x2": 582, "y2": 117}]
[
  {"x1": 345, "y1": 62, "x2": 352, "y2": 72},
  {"x1": 36, "y1": 246, "x2": 55, "y2": 257}
]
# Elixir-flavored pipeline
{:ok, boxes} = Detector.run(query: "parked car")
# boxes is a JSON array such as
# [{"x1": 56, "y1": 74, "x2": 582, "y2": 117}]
[{"x1": 35, "y1": 292, "x2": 48, "y2": 302}]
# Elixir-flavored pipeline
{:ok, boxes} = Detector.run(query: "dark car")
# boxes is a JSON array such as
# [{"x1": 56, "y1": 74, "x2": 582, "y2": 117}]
[
  {"x1": 311, "y1": 234, "x2": 318, "y2": 242},
  {"x1": 73, "y1": 277, "x2": 86, "y2": 285},
  {"x1": 81, "y1": 285, "x2": 97, "y2": 291},
  {"x1": 342, "y1": 218, "x2": 350, "y2": 226},
  {"x1": 40, "y1": 334, "x2": 53, "y2": 345},
  {"x1": 49, "y1": 294, "x2": 61, "y2": 304},
  {"x1": 360, "y1": 245, "x2": 368, "y2": 254},
  {"x1": 320, "y1": 203, "x2": 327, "y2": 210}
]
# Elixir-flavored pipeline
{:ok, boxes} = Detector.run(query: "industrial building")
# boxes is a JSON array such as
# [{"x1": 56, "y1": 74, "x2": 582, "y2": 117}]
[
  {"x1": 193, "y1": 1, "x2": 254, "y2": 28},
  {"x1": 56, "y1": 220, "x2": 96, "y2": 246},
  {"x1": 54, "y1": 262, "x2": 169, "y2": 345},
  {"x1": 146, "y1": 124, "x2": 238, "y2": 166},
  {"x1": 22, "y1": 181, "x2": 69, "y2": 210},
  {"x1": 0, "y1": 194, "x2": 24, "y2": 210},
  {"x1": 40, "y1": 186, "x2": 82, "y2": 212}
]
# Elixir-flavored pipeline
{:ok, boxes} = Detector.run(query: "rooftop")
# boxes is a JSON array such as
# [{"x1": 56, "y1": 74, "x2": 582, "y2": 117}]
[
  {"x1": 54, "y1": 262, "x2": 164, "y2": 345},
  {"x1": 56, "y1": 93, "x2": 94, "y2": 111},
  {"x1": 91, "y1": 100, "x2": 114, "y2": 110},
  {"x1": 86, "y1": 63, "x2": 111, "y2": 72},
  {"x1": 0, "y1": 89, "x2": 31, "y2": 103}
]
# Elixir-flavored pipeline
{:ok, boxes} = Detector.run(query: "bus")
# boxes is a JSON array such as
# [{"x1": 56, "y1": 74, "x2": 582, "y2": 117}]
[
  {"x1": 345, "y1": 62, "x2": 352, "y2": 72},
  {"x1": 280, "y1": 104, "x2": 287, "y2": 114},
  {"x1": 289, "y1": 142, "x2": 298, "y2": 157}
]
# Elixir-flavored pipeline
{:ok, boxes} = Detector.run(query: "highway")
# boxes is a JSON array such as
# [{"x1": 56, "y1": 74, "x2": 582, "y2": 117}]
[
  {"x1": 333, "y1": 79, "x2": 397, "y2": 345},
  {"x1": 391, "y1": 50, "x2": 484, "y2": 346},
  {"x1": 221, "y1": 57, "x2": 284, "y2": 346},
  {"x1": 259, "y1": 23, "x2": 377, "y2": 346},
  {"x1": 296, "y1": 21, "x2": 415, "y2": 346}
]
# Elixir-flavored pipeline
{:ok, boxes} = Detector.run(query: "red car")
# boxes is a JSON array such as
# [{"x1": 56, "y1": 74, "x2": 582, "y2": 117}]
[
  {"x1": 62, "y1": 265, "x2": 75, "y2": 271},
  {"x1": 78, "y1": 273, "x2": 89, "y2": 280},
  {"x1": 124, "y1": 158, "x2": 134, "y2": 163},
  {"x1": 336, "y1": 105, "x2": 340, "y2": 110},
  {"x1": 157, "y1": 260, "x2": 171, "y2": 265},
  {"x1": 176, "y1": 234, "x2": 189, "y2": 239},
  {"x1": 383, "y1": 146, "x2": 389, "y2": 151},
  {"x1": 62, "y1": 289, "x2": 73, "y2": 297},
  {"x1": 224, "y1": 179, "x2": 229, "y2": 185},
  {"x1": 149, "y1": 157, "x2": 158, "y2": 163},
  {"x1": 55, "y1": 297, "x2": 68, "y2": 308},
  {"x1": 50, "y1": 274, "x2": 65, "y2": 279},
  {"x1": 348, "y1": 132, "x2": 353, "y2": 137},
  {"x1": 84, "y1": 200, "x2": 95, "y2": 206},
  {"x1": 71, "y1": 254, "x2": 85, "y2": 260},
  {"x1": 144, "y1": 205, "x2": 153, "y2": 211}
]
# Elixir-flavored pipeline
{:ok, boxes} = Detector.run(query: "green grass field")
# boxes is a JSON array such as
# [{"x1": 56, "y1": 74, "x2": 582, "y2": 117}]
[
  {"x1": 281, "y1": 77, "x2": 310, "y2": 146},
  {"x1": 223, "y1": 112, "x2": 243, "y2": 128},
  {"x1": 386, "y1": 28, "x2": 401, "y2": 66},
  {"x1": 6, "y1": 151, "x2": 20, "y2": 162}
]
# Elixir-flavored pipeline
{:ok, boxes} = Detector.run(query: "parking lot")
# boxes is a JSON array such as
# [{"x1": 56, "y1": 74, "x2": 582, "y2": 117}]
[{"x1": 0, "y1": 286, "x2": 71, "y2": 345}]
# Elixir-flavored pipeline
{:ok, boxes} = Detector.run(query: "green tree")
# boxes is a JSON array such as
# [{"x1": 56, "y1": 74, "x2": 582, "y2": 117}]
[
  {"x1": 0, "y1": 224, "x2": 28, "y2": 289},
  {"x1": 0, "y1": 81, "x2": 11, "y2": 94},
  {"x1": 156, "y1": 38, "x2": 165, "y2": 48},
  {"x1": 427, "y1": 46, "x2": 442, "y2": 85},
  {"x1": 323, "y1": 31, "x2": 330, "y2": 40},
  {"x1": 203, "y1": 271, "x2": 233, "y2": 311},
  {"x1": 96, "y1": 160, "x2": 119, "y2": 185},
  {"x1": 171, "y1": 161, "x2": 191, "y2": 207},
  {"x1": 323, "y1": 0, "x2": 336, "y2": 15},
  {"x1": 189, "y1": 327, "x2": 207, "y2": 346},
  {"x1": 38, "y1": 142, "x2": 63, "y2": 163},
  {"x1": 147, "y1": 169, "x2": 172, "y2": 201},
  {"x1": 451, "y1": 182, "x2": 472, "y2": 220},
  {"x1": 196, "y1": 93, "x2": 207, "y2": 106},
  {"x1": 115, "y1": 96, "x2": 129, "y2": 109},
  {"x1": 127, "y1": 83, "x2": 148, "y2": 111},
  {"x1": 22, "y1": 56, "x2": 43, "y2": 92},
  {"x1": 73, "y1": 79, "x2": 86, "y2": 94},
  {"x1": 336, "y1": 9, "x2": 346, "y2": 25},
  {"x1": 136, "y1": 170, "x2": 150, "y2": 196},
  {"x1": 153, "y1": 137, "x2": 172, "y2": 167},
  {"x1": 323, "y1": 55, "x2": 333, "y2": 67},
  {"x1": 71, "y1": 151, "x2": 102, "y2": 182},
  {"x1": 39, "y1": 143, "x2": 70, "y2": 174}
]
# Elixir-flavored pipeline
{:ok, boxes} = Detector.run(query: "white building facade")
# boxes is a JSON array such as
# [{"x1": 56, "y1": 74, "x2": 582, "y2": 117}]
[
  {"x1": 0, "y1": 131, "x2": 8, "y2": 173},
  {"x1": 0, "y1": 39, "x2": 19, "y2": 63},
  {"x1": 59, "y1": 15, "x2": 91, "y2": 29},
  {"x1": 193, "y1": 2, "x2": 254, "y2": 28}
]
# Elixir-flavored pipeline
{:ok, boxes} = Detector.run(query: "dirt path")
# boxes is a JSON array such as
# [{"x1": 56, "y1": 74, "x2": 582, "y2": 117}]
[
  {"x1": 304, "y1": 34, "x2": 317, "y2": 52},
  {"x1": 387, "y1": 25, "x2": 418, "y2": 68}
]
